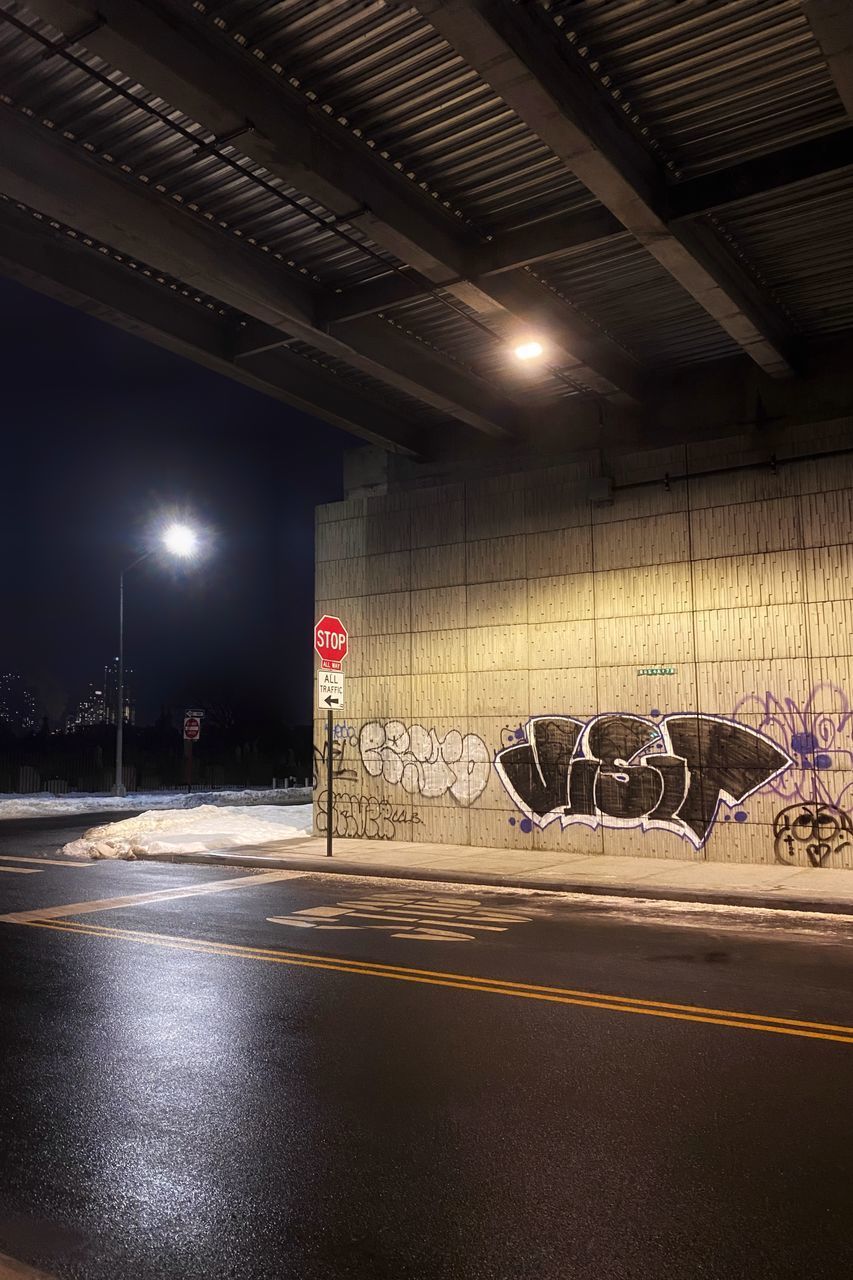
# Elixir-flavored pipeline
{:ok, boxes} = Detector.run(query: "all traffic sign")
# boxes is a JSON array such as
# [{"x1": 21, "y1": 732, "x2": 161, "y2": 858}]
[
  {"x1": 314, "y1": 614, "x2": 349, "y2": 670},
  {"x1": 317, "y1": 669, "x2": 345, "y2": 710}
]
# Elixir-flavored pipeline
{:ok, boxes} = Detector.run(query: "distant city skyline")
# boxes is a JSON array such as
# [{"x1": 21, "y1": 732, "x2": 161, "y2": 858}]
[
  {"x1": 2, "y1": 661, "x2": 137, "y2": 735},
  {"x1": 65, "y1": 657, "x2": 136, "y2": 733},
  {"x1": 0, "y1": 672, "x2": 37, "y2": 735}
]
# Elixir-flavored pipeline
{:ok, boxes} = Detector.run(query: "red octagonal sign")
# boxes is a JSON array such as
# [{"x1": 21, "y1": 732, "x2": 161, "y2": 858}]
[
  {"x1": 183, "y1": 716, "x2": 201, "y2": 742},
  {"x1": 314, "y1": 614, "x2": 348, "y2": 670}
]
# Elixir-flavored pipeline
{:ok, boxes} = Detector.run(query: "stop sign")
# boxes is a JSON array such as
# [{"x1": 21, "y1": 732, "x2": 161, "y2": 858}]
[{"x1": 314, "y1": 614, "x2": 348, "y2": 669}]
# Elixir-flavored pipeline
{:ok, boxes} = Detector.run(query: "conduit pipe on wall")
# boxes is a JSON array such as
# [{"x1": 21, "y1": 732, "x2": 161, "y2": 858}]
[{"x1": 612, "y1": 445, "x2": 853, "y2": 494}]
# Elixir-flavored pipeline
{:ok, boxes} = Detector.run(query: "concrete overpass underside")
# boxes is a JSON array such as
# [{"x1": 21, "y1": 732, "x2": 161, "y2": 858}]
[{"x1": 2, "y1": 0, "x2": 853, "y2": 862}]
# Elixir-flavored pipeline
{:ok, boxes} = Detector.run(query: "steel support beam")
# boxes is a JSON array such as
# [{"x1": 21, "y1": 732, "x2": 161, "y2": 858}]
[
  {"x1": 418, "y1": 0, "x2": 796, "y2": 377},
  {"x1": 17, "y1": 0, "x2": 641, "y2": 400},
  {"x1": 534, "y1": 333, "x2": 853, "y2": 453},
  {"x1": 21, "y1": 0, "x2": 469, "y2": 281},
  {"x1": 470, "y1": 208, "x2": 623, "y2": 276},
  {"x1": 322, "y1": 130, "x2": 853, "y2": 319},
  {"x1": 0, "y1": 110, "x2": 515, "y2": 437},
  {"x1": 803, "y1": 1, "x2": 853, "y2": 116},
  {"x1": 323, "y1": 206, "x2": 624, "y2": 322},
  {"x1": 6, "y1": 192, "x2": 852, "y2": 464},
  {"x1": 0, "y1": 202, "x2": 423, "y2": 452},
  {"x1": 669, "y1": 128, "x2": 853, "y2": 221}
]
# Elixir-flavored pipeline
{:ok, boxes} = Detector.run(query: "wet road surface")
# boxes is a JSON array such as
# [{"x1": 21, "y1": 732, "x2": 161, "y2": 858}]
[{"x1": 0, "y1": 819, "x2": 852, "y2": 1278}]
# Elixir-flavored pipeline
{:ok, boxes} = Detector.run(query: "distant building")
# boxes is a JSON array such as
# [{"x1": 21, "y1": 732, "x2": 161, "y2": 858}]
[
  {"x1": 0, "y1": 673, "x2": 38, "y2": 735},
  {"x1": 66, "y1": 682, "x2": 106, "y2": 732},
  {"x1": 66, "y1": 659, "x2": 135, "y2": 732},
  {"x1": 102, "y1": 656, "x2": 136, "y2": 727}
]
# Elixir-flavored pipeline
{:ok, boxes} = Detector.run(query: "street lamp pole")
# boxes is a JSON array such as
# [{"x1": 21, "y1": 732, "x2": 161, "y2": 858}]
[
  {"x1": 113, "y1": 525, "x2": 199, "y2": 797},
  {"x1": 116, "y1": 567, "x2": 124, "y2": 797},
  {"x1": 114, "y1": 551, "x2": 151, "y2": 797}
]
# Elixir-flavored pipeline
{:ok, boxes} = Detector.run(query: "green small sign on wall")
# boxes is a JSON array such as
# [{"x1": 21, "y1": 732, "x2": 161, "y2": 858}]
[{"x1": 638, "y1": 666, "x2": 677, "y2": 676}]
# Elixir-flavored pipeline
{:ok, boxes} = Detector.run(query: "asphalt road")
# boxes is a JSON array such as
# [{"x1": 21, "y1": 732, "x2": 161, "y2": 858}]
[
  {"x1": 1, "y1": 816, "x2": 852, "y2": 1279},
  {"x1": 0, "y1": 811, "x2": 142, "y2": 860}
]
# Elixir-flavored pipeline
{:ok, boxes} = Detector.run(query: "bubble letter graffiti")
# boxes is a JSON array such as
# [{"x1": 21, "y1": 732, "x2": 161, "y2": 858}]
[
  {"x1": 496, "y1": 713, "x2": 791, "y2": 849},
  {"x1": 360, "y1": 721, "x2": 490, "y2": 806}
]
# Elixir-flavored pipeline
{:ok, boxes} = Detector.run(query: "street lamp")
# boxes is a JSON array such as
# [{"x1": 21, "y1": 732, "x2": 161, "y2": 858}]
[
  {"x1": 162, "y1": 523, "x2": 199, "y2": 558},
  {"x1": 114, "y1": 523, "x2": 200, "y2": 796},
  {"x1": 513, "y1": 339, "x2": 544, "y2": 361}
]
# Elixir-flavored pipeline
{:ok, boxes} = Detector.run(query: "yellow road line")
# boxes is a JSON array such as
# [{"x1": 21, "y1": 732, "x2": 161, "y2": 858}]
[
  {"x1": 15, "y1": 916, "x2": 853, "y2": 1047},
  {"x1": 0, "y1": 869, "x2": 300, "y2": 923},
  {"x1": 41, "y1": 917, "x2": 845, "y2": 1033}
]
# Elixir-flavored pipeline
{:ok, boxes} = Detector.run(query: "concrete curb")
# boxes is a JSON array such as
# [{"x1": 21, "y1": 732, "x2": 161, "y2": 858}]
[{"x1": 137, "y1": 849, "x2": 853, "y2": 917}]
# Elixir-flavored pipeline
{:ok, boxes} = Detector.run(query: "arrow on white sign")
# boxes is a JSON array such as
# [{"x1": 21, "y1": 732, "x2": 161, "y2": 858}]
[{"x1": 317, "y1": 669, "x2": 345, "y2": 711}]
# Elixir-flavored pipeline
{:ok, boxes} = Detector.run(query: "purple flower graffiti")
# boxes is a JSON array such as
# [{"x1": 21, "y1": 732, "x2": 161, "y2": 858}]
[{"x1": 731, "y1": 685, "x2": 853, "y2": 810}]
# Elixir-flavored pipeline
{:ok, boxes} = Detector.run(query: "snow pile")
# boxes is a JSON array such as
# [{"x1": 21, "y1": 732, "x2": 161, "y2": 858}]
[
  {"x1": 0, "y1": 787, "x2": 310, "y2": 821},
  {"x1": 63, "y1": 803, "x2": 313, "y2": 860}
]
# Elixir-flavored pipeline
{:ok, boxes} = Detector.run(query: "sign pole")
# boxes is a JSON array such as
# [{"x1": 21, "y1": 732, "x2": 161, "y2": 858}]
[
  {"x1": 326, "y1": 706, "x2": 333, "y2": 857},
  {"x1": 182, "y1": 710, "x2": 203, "y2": 792},
  {"x1": 314, "y1": 615, "x2": 348, "y2": 861}
]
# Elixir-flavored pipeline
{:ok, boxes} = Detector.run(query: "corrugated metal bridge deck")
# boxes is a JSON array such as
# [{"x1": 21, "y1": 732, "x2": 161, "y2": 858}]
[{"x1": 0, "y1": 0, "x2": 851, "y2": 454}]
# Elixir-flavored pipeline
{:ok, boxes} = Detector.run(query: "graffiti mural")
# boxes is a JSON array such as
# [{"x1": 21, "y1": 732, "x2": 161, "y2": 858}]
[
  {"x1": 732, "y1": 684, "x2": 853, "y2": 811},
  {"x1": 495, "y1": 713, "x2": 791, "y2": 849},
  {"x1": 312, "y1": 736, "x2": 357, "y2": 787},
  {"x1": 316, "y1": 789, "x2": 422, "y2": 840},
  {"x1": 360, "y1": 721, "x2": 490, "y2": 805},
  {"x1": 773, "y1": 803, "x2": 852, "y2": 867}
]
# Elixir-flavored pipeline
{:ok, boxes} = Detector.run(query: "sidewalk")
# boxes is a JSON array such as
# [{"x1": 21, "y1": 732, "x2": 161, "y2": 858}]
[{"x1": 143, "y1": 834, "x2": 853, "y2": 915}]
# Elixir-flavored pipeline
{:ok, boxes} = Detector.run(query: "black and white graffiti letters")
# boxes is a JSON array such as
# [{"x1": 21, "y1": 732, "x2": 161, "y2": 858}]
[
  {"x1": 496, "y1": 713, "x2": 791, "y2": 848},
  {"x1": 359, "y1": 721, "x2": 490, "y2": 806},
  {"x1": 316, "y1": 790, "x2": 421, "y2": 840},
  {"x1": 773, "y1": 804, "x2": 852, "y2": 867}
]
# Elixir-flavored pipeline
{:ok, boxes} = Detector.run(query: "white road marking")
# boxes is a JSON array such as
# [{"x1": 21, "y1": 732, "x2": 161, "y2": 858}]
[
  {"x1": 266, "y1": 916, "x2": 475, "y2": 941},
  {"x1": 266, "y1": 890, "x2": 546, "y2": 943},
  {"x1": 0, "y1": 869, "x2": 302, "y2": 923},
  {"x1": 0, "y1": 855, "x2": 93, "y2": 868}
]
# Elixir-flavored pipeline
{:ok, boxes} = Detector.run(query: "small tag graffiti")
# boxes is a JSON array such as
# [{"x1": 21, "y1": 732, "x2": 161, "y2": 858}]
[
  {"x1": 500, "y1": 723, "x2": 528, "y2": 749},
  {"x1": 773, "y1": 803, "x2": 852, "y2": 867},
  {"x1": 496, "y1": 713, "x2": 791, "y2": 849},
  {"x1": 312, "y1": 736, "x2": 357, "y2": 786},
  {"x1": 268, "y1": 891, "x2": 543, "y2": 942},
  {"x1": 316, "y1": 790, "x2": 421, "y2": 840}
]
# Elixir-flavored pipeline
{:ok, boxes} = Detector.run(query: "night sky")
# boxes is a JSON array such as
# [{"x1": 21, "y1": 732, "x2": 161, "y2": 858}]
[{"x1": 1, "y1": 276, "x2": 351, "y2": 727}]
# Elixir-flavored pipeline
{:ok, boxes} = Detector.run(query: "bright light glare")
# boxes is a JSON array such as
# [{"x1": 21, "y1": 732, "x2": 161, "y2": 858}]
[
  {"x1": 514, "y1": 340, "x2": 544, "y2": 361},
  {"x1": 162, "y1": 523, "x2": 199, "y2": 558}
]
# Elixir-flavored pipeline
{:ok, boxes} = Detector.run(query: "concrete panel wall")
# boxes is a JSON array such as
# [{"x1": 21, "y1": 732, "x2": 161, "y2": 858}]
[{"x1": 314, "y1": 428, "x2": 853, "y2": 870}]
